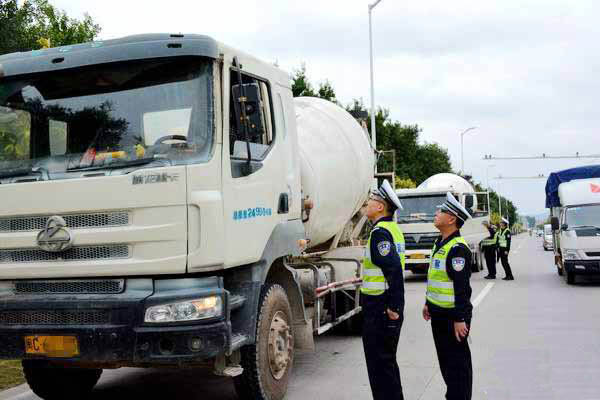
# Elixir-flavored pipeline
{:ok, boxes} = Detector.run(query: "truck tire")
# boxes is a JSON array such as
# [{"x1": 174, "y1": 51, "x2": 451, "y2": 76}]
[
  {"x1": 566, "y1": 271, "x2": 575, "y2": 285},
  {"x1": 22, "y1": 360, "x2": 102, "y2": 400},
  {"x1": 234, "y1": 284, "x2": 294, "y2": 400}
]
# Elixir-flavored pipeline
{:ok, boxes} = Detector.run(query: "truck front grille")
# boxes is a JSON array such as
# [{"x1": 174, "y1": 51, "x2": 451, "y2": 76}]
[
  {"x1": 404, "y1": 234, "x2": 438, "y2": 250},
  {"x1": 14, "y1": 279, "x2": 125, "y2": 295},
  {"x1": 586, "y1": 252, "x2": 600, "y2": 257},
  {"x1": 0, "y1": 211, "x2": 130, "y2": 232},
  {"x1": 0, "y1": 310, "x2": 110, "y2": 325},
  {"x1": 0, "y1": 245, "x2": 130, "y2": 263}
]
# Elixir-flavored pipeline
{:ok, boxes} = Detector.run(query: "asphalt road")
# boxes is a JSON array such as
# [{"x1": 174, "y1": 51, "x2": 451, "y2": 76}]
[{"x1": 2, "y1": 234, "x2": 600, "y2": 400}]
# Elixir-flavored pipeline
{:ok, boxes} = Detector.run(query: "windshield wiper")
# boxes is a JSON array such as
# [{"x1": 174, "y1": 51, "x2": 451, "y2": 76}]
[
  {"x1": 0, "y1": 166, "x2": 49, "y2": 180},
  {"x1": 399, "y1": 215, "x2": 432, "y2": 222},
  {"x1": 67, "y1": 157, "x2": 170, "y2": 172}
]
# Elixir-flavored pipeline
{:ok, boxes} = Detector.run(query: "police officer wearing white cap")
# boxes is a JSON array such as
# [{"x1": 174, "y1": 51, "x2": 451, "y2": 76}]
[
  {"x1": 360, "y1": 179, "x2": 406, "y2": 400},
  {"x1": 422, "y1": 192, "x2": 473, "y2": 400},
  {"x1": 496, "y1": 217, "x2": 514, "y2": 280}
]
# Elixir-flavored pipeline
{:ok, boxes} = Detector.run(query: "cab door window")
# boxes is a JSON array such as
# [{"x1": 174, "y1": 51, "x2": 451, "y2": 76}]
[{"x1": 229, "y1": 70, "x2": 274, "y2": 177}]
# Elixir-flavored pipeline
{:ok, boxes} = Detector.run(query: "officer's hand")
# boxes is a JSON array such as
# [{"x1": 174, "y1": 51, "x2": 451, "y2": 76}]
[
  {"x1": 454, "y1": 321, "x2": 469, "y2": 342},
  {"x1": 422, "y1": 305, "x2": 430, "y2": 321},
  {"x1": 386, "y1": 308, "x2": 400, "y2": 320}
]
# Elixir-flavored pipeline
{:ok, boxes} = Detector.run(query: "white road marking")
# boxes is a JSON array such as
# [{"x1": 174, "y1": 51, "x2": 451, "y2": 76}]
[{"x1": 473, "y1": 282, "x2": 495, "y2": 308}]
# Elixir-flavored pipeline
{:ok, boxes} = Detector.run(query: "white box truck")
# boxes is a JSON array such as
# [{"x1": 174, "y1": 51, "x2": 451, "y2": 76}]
[
  {"x1": 0, "y1": 34, "x2": 374, "y2": 400},
  {"x1": 545, "y1": 166, "x2": 600, "y2": 284},
  {"x1": 396, "y1": 173, "x2": 490, "y2": 274}
]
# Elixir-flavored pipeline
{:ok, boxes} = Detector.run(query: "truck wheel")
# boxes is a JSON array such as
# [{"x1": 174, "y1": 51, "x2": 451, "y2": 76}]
[
  {"x1": 566, "y1": 271, "x2": 576, "y2": 285},
  {"x1": 234, "y1": 284, "x2": 294, "y2": 400},
  {"x1": 22, "y1": 360, "x2": 102, "y2": 400}
]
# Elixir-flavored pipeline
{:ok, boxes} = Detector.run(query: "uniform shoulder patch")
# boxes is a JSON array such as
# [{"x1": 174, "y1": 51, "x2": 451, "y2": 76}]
[
  {"x1": 377, "y1": 241, "x2": 391, "y2": 256},
  {"x1": 452, "y1": 257, "x2": 466, "y2": 272}
]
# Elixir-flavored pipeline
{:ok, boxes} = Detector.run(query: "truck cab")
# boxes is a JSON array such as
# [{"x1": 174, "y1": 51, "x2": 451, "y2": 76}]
[
  {"x1": 0, "y1": 34, "x2": 373, "y2": 400},
  {"x1": 396, "y1": 176, "x2": 490, "y2": 274},
  {"x1": 546, "y1": 167, "x2": 600, "y2": 284}
]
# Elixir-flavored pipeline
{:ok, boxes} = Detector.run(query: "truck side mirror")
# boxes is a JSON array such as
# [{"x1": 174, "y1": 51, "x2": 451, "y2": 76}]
[
  {"x1": 232, "y1": 83, "x2": 266, "y2": 143},
  {"x1": 550, "y1": 217, "x2": 560, "y2": 231},
  {"x1": 464, "y1": 195, "x2": 474, "y2": 209}
]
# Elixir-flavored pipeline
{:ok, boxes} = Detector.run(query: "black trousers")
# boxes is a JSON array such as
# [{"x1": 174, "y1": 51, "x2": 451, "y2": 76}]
[
  {"x1": 498, "y1": 248, "x2": 514, "y2": 278},
  {"x1": 362, "y1": 296, "x2": 404, "y2": 400},
  {"x1": 431, "y1": 316, "x2": 472, "y2": 400},
  {"x1": 483, "y1": 248, "x2": 496, "y2": 277}
]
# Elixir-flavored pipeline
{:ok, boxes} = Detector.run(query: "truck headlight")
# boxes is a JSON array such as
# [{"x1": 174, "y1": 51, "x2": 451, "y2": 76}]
[
  {"x1": 144, "y1": 296, "x2": 222, "y2": 323},
  {"x1": 563, "y1": 250, "x2": 578, "y2": 260}
]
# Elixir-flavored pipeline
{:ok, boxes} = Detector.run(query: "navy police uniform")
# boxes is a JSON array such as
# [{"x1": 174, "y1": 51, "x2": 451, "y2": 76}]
[
  {"x1": 482, "y1": 225, "x2": 498, "y2": 279},
  {"x1": 426, "y1": 193, "x2": 473, "y2": 400},
  {"x1": 361, "y1": 180, "x2": 405, "y2": 400},
  {"x1": 497, "y1": 218, "x2": 514, "y2": 280}
]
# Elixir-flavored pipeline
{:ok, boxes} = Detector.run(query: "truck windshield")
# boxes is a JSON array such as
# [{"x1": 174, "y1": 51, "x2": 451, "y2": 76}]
[
  {"x1": 565, "y1": 205, "x2": 600, "y2": 229},
  {"x1": 0, "y1": 57, "x2": 213, "y2": 179},
  {"x1": 396, "y1": 195, "x2": 446, "y2": 223}
]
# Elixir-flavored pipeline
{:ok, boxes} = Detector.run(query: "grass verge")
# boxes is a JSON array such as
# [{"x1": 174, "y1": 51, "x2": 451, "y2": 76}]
[{"x1": 0, "y1": 360, "x2": 24, "y2": 391}]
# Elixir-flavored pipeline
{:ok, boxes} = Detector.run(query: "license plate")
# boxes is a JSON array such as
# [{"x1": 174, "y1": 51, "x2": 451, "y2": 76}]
[
  {"x1": 24, "y1": 336, "x2": 79, "y2": 358},
  {"x1": 411, "y1": 253, "x2": 426, "y2": 259}
]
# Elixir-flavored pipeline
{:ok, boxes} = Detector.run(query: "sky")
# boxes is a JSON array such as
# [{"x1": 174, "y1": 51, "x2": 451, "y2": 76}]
[{"x1": 49, "y1": 0, "x2": 600, "y2": 215}]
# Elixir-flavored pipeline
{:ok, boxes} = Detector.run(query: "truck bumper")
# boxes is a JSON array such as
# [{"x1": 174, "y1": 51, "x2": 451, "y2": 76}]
[
  {"x1": 564, "y1": 260, "x2": 600, "y2": 275},
  {"x1": 0, "y1": 277, "x2": 244, "y2": 365}
]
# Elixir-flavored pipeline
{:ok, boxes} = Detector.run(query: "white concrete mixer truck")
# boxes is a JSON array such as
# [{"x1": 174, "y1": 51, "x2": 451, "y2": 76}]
[
  {"x1": 396, "y1": 173, "x2": 490, "y2": 274},
  {"x1": 0, "y1": 34, "x2": 374, "y2": 400}
]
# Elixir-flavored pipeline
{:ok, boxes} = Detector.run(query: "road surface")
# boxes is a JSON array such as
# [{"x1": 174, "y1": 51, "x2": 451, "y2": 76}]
[{"x1": 2, "y1": 234, "x2": 600, "y2": 399}]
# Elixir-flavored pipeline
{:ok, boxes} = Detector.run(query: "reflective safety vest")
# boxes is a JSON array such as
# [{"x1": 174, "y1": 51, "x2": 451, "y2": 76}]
[
  {"x1": 360, "y1": 220, "x2": 405, "y2": 296},
  {"x1": 426, "y1": 236, "x2": 468, "y2": 308},
  {"x1": 497, "y1": 228, "x2": 510, "y2": 248},
  {"x1": 481, "y1": 233, "x2": 497, "y2": 247}
]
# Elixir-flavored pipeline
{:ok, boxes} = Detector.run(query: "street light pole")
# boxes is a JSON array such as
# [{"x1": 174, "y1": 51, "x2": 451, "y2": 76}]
[
  {"x1": 497, "y1": 178, "x2": 502, "y2": 217},
  {"x1": 460, "y1": 126, "x2": 477, "y2": 174},
  {"x1": 486, "y1": 164, "x2": 496, "y2": 189},
  {"x1": 369, "y1": 0, "x2": 382, "y2": 174}
]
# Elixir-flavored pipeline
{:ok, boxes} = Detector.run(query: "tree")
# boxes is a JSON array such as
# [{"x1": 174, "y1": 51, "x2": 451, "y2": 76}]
[
  {"x1": 291, "y1": 64, "x2": 316, "y2": 98},
  {"x1": 0, "y1": 0, "x2": 100, "y2": 55},
  {"x1": 317, "y1": 81, "x2": 337, "y2": 103},
  {"x1": 291, "y1": 64, "x2": 340, "y2": 104},
  {"x1": 395, "y1": 177, "x2": 416, "y2": 188}
]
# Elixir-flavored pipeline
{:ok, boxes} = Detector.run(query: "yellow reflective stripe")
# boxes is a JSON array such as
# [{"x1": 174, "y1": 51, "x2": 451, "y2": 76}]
[
  {"x1": 362, "y1": 268, "x2": 385, "y2": 277},
  {"x1": 362, "y1": 281, "x2": 387, "y2": 290},
  {"x1": 428, "y1": 281, "x2": 454, "y2": 290},
  {"x1": 426, "y1": 292, "x2": 455, "y2": 303}
]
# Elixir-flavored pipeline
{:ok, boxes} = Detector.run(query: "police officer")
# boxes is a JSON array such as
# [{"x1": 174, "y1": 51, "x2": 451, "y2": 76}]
[
  {"x1": 482, "y1": 221, "x2": 498, "y2": 279},
  {"x1": 361, "y1": 179, "x2": 405, "y2": 400},
  {"x1": 496, "y1": 217, "x2": 514, "y2": 280},
  {"x1": 422, "y1": 192, "x2": 473, "y2": 400}
]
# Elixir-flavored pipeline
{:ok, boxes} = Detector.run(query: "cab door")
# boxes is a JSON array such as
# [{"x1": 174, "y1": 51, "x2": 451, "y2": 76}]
[{"x1": 221, "y1": 57, "x2": 289, "y2": 267}]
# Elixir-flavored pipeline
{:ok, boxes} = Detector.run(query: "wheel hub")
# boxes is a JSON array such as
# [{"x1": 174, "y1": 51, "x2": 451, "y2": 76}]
[{"x1": 268, "y1": 311, "x2": 293, "y2": 380}]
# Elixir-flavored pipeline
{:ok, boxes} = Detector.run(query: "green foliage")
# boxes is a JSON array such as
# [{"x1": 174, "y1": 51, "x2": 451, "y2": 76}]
[
  {"x1": 0, "y1": 0, "x2": 100, "y2": 55},
  {"x1": 395, "y1": 177, "x2": 416, "y2": 188},
  {"x1": 291, "y1": 64, "x2": 316, "y2": 98},
  {"x1": 0, "y1": 360, "x2": 23, "y2": 391},
  {"x1": 0, "y1": 108, "x2": 30, "y2": 162},
  {"x1": 473, "y1": 182, "x2": 519, "y2": 227},
  {"x1": 525, "y1": 216, "x2": 536, "y2": 228},
  {"x1": 291, "y1": 64, "x2": 339, "y2": 104}
]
